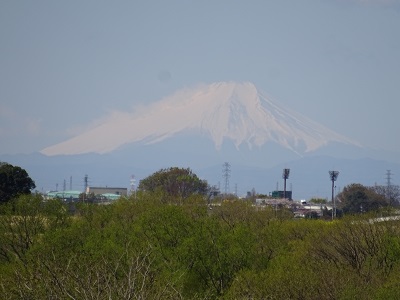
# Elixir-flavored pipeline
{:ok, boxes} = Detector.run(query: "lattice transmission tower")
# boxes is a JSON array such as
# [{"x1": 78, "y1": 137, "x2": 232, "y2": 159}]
[
  {"x1": 386, "y1": 170, "x2": 394, "y2": 204},
  {"x1": 222, "y1": 162, "x2": 231, "y2": 195},
  {"x1": 130, "y1": 175, "x2": 136, "y2": 198}
]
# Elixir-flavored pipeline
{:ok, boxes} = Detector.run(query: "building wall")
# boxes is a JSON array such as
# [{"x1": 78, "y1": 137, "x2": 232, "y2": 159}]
[
  {"x1": 87, "y1": 187, "x2": 128, "y2": 196},
  {"x1": 271, "y1": 190, "x2": 292, "y2": 200}
]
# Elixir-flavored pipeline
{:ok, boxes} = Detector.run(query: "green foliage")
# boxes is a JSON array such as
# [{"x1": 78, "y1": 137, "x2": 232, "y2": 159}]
[
  {"x1": 310, "y1": 197, "x2": 327, "y2": 204},
  {"x1": 0, "y1": 162, "x2": 36, "y2": 204},
  {"x1": 2, "y1": 191, "x2": 400, "y2": 299},
  {"x1": 338, "y1": 183, "x2": 389, "y2": 214},
  {"x1": 0, "y1": 194, "x2": 70, "y2": 266},
  {"x1": 181, "y1": 216, "x2": 254, "y2": 297},
  {"x1": 138, "y1": 167, "x2": 208, "y2": 202}
]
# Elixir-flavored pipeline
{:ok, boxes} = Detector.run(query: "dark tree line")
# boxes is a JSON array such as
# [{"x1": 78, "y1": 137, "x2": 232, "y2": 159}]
[
  {"x1": 0, "y1": 162, "x2": 35, "y2": 204},
  {"x1": 138, "y1": 167, "x2": 208, "y2": 201},
  {"x1": 337, "y1": 183, "x2": 399, "y2": 214}
]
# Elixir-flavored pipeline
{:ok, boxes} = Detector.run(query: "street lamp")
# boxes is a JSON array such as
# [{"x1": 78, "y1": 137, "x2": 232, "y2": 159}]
[{"x1": 329, "y1": 171, "x2": 339, "y2": 219}]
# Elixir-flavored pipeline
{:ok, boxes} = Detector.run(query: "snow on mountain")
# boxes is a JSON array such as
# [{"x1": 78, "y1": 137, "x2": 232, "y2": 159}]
[{"x1": 41, "y1": 82, "x2": 359, "y2": 156}]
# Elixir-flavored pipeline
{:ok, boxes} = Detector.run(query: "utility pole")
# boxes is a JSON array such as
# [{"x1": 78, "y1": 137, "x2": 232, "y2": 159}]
[
  {"x1": 83, "y1": 175, "x2": 88, "y2": 203},
  {"x1": 63, "y1": 179, "x2": 66, "y2": 199},
  {"x1": 329, "y1": 171, "x2": 339, "y2": 220},
  {"x1": 84, "y1": 174, "x2": 88, "y2": 193}
]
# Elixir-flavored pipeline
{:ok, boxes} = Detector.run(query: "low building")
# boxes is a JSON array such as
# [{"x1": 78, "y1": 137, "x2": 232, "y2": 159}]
[
  {"x1": 86, "y1": 186, "x2": 128, "y2": 196},
  {"x1": 45, "y1": 190, "x2": 82, "y2": 201},
  {"x1": 271, "y1": 190, "x2": 292, "y2": 200},
  {"x1": 293, "y1": 201, "x2": 332, "y2": 218}
]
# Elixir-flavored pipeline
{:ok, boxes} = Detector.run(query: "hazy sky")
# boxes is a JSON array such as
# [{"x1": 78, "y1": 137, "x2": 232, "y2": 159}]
[{"x1": 1, "y1": 0, "x2": 399, "y2": 155}]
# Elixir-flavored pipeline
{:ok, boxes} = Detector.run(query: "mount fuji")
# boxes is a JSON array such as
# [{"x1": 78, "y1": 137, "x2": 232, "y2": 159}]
[
  {"x1": 5, "y1": 81, "x2": 396, "y2": 199},
  {"x1": 41, "y1": 81, "x2": 359, "y2": 156}
]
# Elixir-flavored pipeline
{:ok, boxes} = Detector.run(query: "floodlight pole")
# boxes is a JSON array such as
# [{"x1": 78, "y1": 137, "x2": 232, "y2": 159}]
[
  {"x1": 283, "y1": 168, "x2": 290, "y2": 199},
  {"x1": 329, "y1": 171, "x2": 339, "y2": 220}
]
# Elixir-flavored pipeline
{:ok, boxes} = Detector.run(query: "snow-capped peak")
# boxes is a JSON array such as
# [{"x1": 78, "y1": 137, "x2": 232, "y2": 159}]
[{"x1": 41, "y1": 81, "x2": 359, "y2": 156}]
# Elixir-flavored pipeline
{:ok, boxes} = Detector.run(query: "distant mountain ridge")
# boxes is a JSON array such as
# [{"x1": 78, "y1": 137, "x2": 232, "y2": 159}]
[
  {"x1": 5, "y1": 81, "x2": 398, "y2": 199},
  {"x1": 41, "y1": 81, "x2": 359, "y2": 156}
]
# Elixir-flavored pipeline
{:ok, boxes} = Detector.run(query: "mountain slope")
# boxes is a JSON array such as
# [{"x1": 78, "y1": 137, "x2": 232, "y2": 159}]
[{"x1": 41, "y1": 82, "x2": 359, "y2": 156}]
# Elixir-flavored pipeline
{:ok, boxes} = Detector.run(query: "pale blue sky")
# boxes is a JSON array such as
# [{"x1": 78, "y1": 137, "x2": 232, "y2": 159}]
[{"x1": 1, "y1": 0, "x2": 399, "y2": 155}]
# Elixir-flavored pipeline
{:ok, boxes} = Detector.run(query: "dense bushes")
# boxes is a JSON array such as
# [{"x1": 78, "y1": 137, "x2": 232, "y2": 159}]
[{"x1": 1, "y1": 194, "x2": 400, "y2": 299}]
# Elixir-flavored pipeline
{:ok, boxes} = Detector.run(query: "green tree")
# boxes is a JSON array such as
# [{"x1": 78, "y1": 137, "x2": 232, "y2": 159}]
[
  {"x1": 1, "y1": 199, "x2": 184, "y2": 299},
  {"x1": 338, "y1": 183, "x2": 388, "y2": 214},
  {"x1": 138, "y1": 167, "x2": 208, "y2": 202},
  {"x1": 0, "y1": 162, "x2": 35, "y2": 204},
  {"x1": 308, "y1": 217, "x2": 400, "y2": 299},
  {"x1": 180, "y1": 211, "x2": 256, "y2": 297},
  {"x1": 309, "y1": 198, "x2": 327, "y2": 204},
  {"x1": 373, "y1": 184, "x2": 400, "y2": 207},
  {"x1": 0, "y1": 194, "x2": 69, "y2": 265}
]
